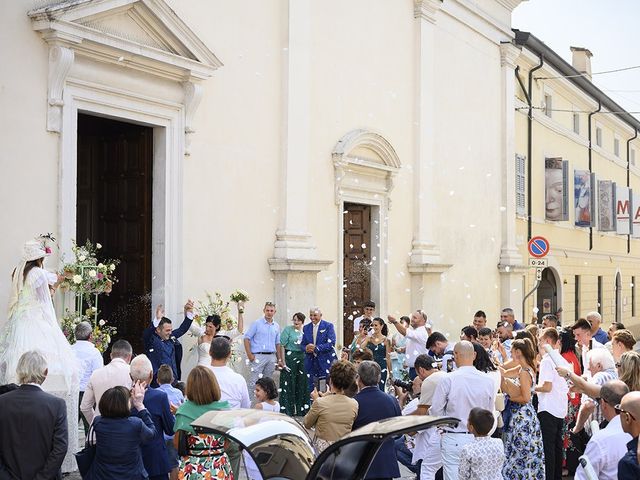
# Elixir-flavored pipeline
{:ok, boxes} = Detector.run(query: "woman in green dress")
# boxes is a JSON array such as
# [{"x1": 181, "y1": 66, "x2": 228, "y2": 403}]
[
  {"x1": 279, "y1": 312, "x2": 310, "y2": 416},
  {"x1": 366, "y1": 317, "x2": 393, "y2": 390},
  {"x1": 174, "y1": 366, "x2": 233, "y2": 480}
]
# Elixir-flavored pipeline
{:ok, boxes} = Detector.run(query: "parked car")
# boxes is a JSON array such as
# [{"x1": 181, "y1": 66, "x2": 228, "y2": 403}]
[{"x1": 191, "y1": 408, "x2": 459, "y2": 480}]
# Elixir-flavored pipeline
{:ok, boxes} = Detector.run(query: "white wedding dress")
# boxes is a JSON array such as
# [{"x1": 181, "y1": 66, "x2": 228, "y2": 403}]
[
  {"x1": 0, "y1": 267, "x2": 80, "y2": 473},
  {"x1": 197, "y1": 340, "x2": 211, "y2": 366}
]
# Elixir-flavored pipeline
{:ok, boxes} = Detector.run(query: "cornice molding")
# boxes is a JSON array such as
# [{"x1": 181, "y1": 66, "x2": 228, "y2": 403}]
[
  {"x1": 500, "y1": 41, "x2": 521, "y2": 69},
  {"x1": 414, "y1": 0, "x2": 442, "y2": 23}
]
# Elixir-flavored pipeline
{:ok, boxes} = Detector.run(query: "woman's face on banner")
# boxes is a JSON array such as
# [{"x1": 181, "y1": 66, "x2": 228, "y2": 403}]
[{"x1": 545, "y1": 167, "x2": 563, "y2": 220}]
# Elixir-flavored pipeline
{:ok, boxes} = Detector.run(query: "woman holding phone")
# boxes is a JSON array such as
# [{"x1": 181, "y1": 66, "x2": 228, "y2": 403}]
[{"x1": 303, "y1": 360, "x2": 359, "y2": 452}]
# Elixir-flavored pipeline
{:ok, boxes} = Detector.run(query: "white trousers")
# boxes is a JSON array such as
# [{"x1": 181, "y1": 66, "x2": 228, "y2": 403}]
[
  {"x1": 416, "y1": 429, "x2": 443, "y2": 480},
  {"x1": 441, "y1": 432, "x2": 474, "y2": 480}
]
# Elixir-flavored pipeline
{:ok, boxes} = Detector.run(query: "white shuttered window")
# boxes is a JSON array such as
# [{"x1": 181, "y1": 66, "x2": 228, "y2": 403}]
[{"x1": 516, "y1": 154, "x2": 526, "y2": 216}]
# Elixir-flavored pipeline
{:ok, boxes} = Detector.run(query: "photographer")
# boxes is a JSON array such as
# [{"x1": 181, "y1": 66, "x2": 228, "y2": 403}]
[
  {"x1": 394, "y1": 376, "x2": 424, "y2": 477},
  {"x1": 349, "y1": 318, "x2": 373, "y2": 359},
  {"x1": 411, "y1": 354, "x2": 446, "y2": 480}
]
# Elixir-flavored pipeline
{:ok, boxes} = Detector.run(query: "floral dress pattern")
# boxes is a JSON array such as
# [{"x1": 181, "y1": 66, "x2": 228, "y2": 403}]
[
  {"x1": 502, "y1": 368, "x2": 545, "y2": 480},
  {"x1": 178, "y1": 433, "x2": 233, "y2": 480}
]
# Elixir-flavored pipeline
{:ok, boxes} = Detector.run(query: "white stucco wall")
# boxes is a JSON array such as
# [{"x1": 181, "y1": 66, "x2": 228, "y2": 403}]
[{"x1": 0, "y1": 0, "x2": 520, "y2": 340}]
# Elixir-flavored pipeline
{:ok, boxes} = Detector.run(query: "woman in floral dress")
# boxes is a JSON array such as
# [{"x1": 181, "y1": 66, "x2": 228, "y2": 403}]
[
  {"x1": 174, "y1": 366, "x2": 233, "y2": 480},
  {"x1": 499, "y1": 338, "x2": 545, "y2": 480}
]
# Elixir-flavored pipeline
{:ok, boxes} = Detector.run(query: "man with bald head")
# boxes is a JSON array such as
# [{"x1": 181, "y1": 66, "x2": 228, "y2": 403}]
[
  {"x1": 618, "y1": 391, "x2": 640, "y2": 478},
  {"x1": 388, "y1": 310, "x2": 430, "y2": 380},
  {"x1": 429, "y1": 340, "x2": 496, "y2": 480},
  {"x1": 575, "y1": 380, "x2": 630, "y2": 480}
]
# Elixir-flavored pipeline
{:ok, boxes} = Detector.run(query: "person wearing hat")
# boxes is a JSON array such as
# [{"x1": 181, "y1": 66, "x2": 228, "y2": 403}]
[
  {"x1": 0, "y1": 237, "x2": 75, "y2": 385},
  {"x1": 0, "y1": 236, "x2": 81, "y2": 472}
]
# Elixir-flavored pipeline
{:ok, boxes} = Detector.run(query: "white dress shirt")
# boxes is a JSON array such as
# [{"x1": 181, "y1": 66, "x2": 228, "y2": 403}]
[
  {"x1": 71, "y1": 340, "x2": 104, "y2": 391},
  {"x1": 80, "y1": 357, "x2": 132, "y2": 424},
  {"x1": 429, "y1": 366, "x2": 496, "y2": 432},
  {"x1": 574, "y1": 415, "x2": 632, "y2": 480},
  {"x1": 208, "y1": 365, "x2": 250, "y2": 408},
  {"x1": 404, "y1": 326, "x2": 429, "y2": 368},
  {"x1": 581, "y1": 339, "x2": 604, "y2": 379},
  {"x1": 537, "y1": 353, "x2": 569, "y2": 419}
]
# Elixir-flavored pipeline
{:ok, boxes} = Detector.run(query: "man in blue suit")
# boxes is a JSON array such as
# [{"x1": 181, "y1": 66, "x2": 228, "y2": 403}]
[
  {"x1": 353, "y1": 360, "x2": 402, "y2": 480},
  {"x1": 130, "y1": 354, "x2": 175, "y2": 480},
  {"x1": 301, "y1": 306, "x2": 337, "y2": 393},
  {"x1": 143, "y1": 300, "x2": 194, "y2": 386}
]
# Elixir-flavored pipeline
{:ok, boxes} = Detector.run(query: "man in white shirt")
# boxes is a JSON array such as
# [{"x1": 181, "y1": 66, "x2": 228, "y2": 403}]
[
  {"x1": 353, "y1": 300, "x2": 375, "y2": 333},
  {"x1": 388, "y1": 310, "x2": 430, "y2": 379},
  {"x1": 571, "y1": 318, "x2": 604, "y2": 379},
  {"x1": 80, "y1": 339, "x2": 132, "y2": 425},
  {"x1": 208, "y1": 337, "x2": 250, "y2": 409},
  {"x1": 411, "y1": 354, "x2": 446, "y2": 480},
  {"x1": 429, "y1": 341, "x2": 496, "y2": 480},
  {"x1": 575, "y1": 380, "x2": 631, "y2": 480},
  {"x1": 208, "y1": 337, "x2": 250, "y2": 475},
  {"x1": 575, "y1": 348, "x2": 618, "y2": 434},
  {"x1": 71, "y1": 321, "x2": 103, "y2": 431},
  {"x1": 535, "y1": 327, "x2": 569, "y2": 480}
]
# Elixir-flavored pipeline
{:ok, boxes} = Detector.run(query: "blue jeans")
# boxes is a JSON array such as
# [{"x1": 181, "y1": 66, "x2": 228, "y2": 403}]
[{"x1": 394, "y1": 436, "x2": 421, "y2": 478}]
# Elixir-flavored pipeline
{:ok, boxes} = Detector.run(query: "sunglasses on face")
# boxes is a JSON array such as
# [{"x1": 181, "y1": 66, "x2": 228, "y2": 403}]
[{"x1": 615, "y1": 404, "x2": 637, "y2": 421}]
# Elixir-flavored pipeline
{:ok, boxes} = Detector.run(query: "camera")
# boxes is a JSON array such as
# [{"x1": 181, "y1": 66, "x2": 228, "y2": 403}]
[{"x1": 393, "y1": 379, "x2": 414, "y2": 391}]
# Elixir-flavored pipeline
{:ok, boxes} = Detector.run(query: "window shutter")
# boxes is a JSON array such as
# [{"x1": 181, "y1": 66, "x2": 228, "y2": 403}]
[{"x1": 515, "y1": 154, "x2": 526, "y2": 216}]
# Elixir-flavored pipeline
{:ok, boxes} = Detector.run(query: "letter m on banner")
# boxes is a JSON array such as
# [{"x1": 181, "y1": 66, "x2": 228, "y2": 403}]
[
  {"x1": 616, "y1": 186, "x2": 630, "y2": 235},
  {"x1": 633, "y1": 190, "x2": 640, "y2": 238}
]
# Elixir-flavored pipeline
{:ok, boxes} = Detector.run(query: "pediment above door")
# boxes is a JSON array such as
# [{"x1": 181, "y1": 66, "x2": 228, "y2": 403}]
[
  {"x1": 28, "y1": 0, "x2": 221, "y2": 138},
  {"x1": 29, "y1": 0, "x2": 222, "y2": 80}
]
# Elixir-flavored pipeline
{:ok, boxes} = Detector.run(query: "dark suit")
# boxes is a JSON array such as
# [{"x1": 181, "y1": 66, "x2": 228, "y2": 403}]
[
  {"x1": 86, "y1": 409, "x2": 156, "y2": 479},
  {"x1": 353, "y1": 386, "x2": 402, "y2": 479},
  {"x1": 301, "y1": 319, "x2": 337, "y2": 392},
  {"x1": 136, "y1": 388, "x2": 175, "y2": 479},
  {"x1": 143, "y1": 315, "x2": 193, "y2": 385},
  {"x1": 0, "y1": 384, "x2": 67, "y2": 480}
]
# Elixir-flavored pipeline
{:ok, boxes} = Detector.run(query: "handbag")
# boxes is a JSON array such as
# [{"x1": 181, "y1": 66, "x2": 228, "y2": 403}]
[{"x1": 75, "y1": 422, "x2": 97, "y2": 477}]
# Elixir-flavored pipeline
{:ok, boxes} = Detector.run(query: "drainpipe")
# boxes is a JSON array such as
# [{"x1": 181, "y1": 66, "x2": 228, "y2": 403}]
[
  {"x1": 627, "y1": 128, "x2": 638, "y2": 253},
  {"x1": 516, "y1": 55, "x2": 544, "y2": 241},
  {"x1": 588, "y1": 101, "x2": 601, "y2": 251}
]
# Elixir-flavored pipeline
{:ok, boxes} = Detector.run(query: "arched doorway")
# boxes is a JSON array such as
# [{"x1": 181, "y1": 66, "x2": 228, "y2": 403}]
[
  {"x1": 537, "y1": 268, "x2": 559, "y2": 318},
  {"x1": 615, "y1": 272, "x2": 622, "y2": 322}
]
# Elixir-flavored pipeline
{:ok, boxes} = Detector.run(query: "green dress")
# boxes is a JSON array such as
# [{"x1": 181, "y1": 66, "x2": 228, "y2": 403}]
[
  {"x1": 279, "y1": 325, "x2": 310, "y2": 416},
  {"x1": 174, "y1": 400, "x2": 234, "y2": 480},
  {"x1": 367, "y1": 340, "x2": 388, "y2": 390}
]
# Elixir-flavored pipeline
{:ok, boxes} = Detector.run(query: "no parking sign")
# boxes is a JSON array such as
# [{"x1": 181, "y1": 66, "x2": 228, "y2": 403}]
[{"x1": 528, "y1": 236, "x2": 550, "y2": 258}]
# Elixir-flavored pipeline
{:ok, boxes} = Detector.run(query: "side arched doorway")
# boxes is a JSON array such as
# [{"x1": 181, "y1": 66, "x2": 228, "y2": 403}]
[{"x1": 537, "y1": 268, "x2": 559, "y2": 318}]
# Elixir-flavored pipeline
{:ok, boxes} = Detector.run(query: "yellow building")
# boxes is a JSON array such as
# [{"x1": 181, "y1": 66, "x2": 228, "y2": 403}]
[{"x1": 514, "y1": 31, "x2": 640, "y2": 336}]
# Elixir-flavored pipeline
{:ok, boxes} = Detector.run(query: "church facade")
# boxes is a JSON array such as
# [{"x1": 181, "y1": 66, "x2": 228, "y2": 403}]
[{"x1": 1, "y1": 0, "x2": 531, "y2": 347}]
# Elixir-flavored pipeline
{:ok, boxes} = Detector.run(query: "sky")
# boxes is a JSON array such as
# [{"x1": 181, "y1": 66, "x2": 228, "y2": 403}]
[{"x1": 512, "y1": 0, "x2": 640, "y2": 119}]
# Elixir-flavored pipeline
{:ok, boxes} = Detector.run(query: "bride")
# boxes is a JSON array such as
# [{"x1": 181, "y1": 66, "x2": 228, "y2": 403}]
[
  {"x1": 0, "y1": 237, "x2": 80, "y2": 472},
  {"x1": 188, "y1": 302, "x2": 245, "y2": 367}
]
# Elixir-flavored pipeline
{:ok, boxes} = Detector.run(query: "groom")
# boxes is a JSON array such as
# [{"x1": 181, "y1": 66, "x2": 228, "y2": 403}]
[
  {"x1": 143, "y1": 300, "x2": 194, "y2": 386},
  {"x1": 301, "y1": 307, "x2": 337, "y2": 393}
]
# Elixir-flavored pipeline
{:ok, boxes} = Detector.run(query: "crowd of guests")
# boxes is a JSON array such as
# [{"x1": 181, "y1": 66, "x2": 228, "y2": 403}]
[{"x1": 2, "y1": 300, "x2": 640, "y2": 480}]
